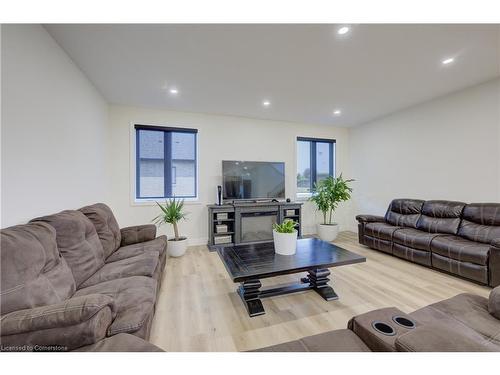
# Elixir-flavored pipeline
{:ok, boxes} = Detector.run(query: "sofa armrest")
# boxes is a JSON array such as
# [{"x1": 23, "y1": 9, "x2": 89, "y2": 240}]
[
  {"x1": 489, "y1": 240, "x2": 500, "y2": 287},
  {"x1": 0, "y1": 294, "x2": 115, "y2": 351},
  {"x1": 395, "y1": 323, "x2": 495, "y2": 352},
  {"x1": 120, "y1": 224, "x2": 157, "y2": 246},
  {"x1": 355, "y1": 215, "x2": 385, "y2": 223}
]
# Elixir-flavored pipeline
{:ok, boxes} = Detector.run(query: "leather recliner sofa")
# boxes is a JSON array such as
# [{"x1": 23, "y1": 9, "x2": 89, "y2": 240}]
[
  {"x1": 0, "y1": 203, "x2": 166, "y2": 352},
  {"x1": 356, "y1": 199, "x2": 500, "y2": 287},
  {"x1": 255, "y1": 286, "x2": 500, "y2": 351}
]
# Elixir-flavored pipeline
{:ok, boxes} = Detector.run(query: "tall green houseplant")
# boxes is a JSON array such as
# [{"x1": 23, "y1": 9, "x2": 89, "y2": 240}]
[
  {"x1": 153, "y1": 197, "x2": 187, "y2": 241},
  {"x1": 310, "y1": 174, "x2": 354, "y2": 225}
]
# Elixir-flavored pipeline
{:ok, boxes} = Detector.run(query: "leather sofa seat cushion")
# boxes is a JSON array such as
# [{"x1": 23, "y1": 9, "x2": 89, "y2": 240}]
[
  {"x1": 393, "y1": 228, "x2": 442, "y2": 251},
  {"x1": 79, "y1": 203, "x2": 122, "y2": 258},
  {"x1": 252, "y1": 329, "x2": 370, "y2": 352},
  {"x1": 431, "y1": 235, "x2": 490, "y2": 265},
  {"x1": 416, "y1": 200, "x2": 465, "y2": 234},
  {"x1": 364, "y1": 222, "x2": 400, "y2": 241},
  {"x1": 106, "y1": 236, "x2": 167, "y2": 263},
  {"x1": 385, "y1": 199, "x2": 424, "y2": 228},
  {"x1": 79, "y1": 252, "x2": 159, "y2": 289},
  {"x1": 0, "y1": 222, "x2": 76, "y2": 315},
  {"x1": 75, "y1": 333, "x2": 164, "y2": 352},
  {"x1": 74, "y1": 276, "x2": 157, "y2": 338},
  {"x1": 31, "y1": 210, "x2": 105, "y2": 287},
  {"x1": 458, "y1": 203, "x2": 500, "y2": 244},
  {"x1": 489, "y1": 287, "x2": 500, "y2": 319},
  {"x1": 410, "y1": 293, "x2": 500, "y2": 347}
]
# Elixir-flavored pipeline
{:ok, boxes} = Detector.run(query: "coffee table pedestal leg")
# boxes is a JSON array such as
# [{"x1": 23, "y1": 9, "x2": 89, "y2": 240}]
[
  {"x1": 307, "y1": 268, "x2": 339, "y2": 301},
  {"x1": 237, "y1": 279, "x2": 265, "y2": 317}
]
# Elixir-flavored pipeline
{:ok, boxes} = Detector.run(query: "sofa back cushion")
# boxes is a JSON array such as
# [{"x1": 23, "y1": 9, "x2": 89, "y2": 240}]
[
  {"x1": 79, "y1": 203, "x2": 121, "y2": 258},
  {"x1": 458, "y1": 203, "x2": 500, "y2": 244},
  {"x1": 385, "y1": 199, "x2": 424, "y2": 228},
  {"x1": 1, "y1": 222, "x2": 76, "y2": 315},
  {"x1": 32, "y1": 210, "x2": 105, "y2": 287},
  {"x1": 416, "y1": 200, "x2": 466, "y2": 234}
]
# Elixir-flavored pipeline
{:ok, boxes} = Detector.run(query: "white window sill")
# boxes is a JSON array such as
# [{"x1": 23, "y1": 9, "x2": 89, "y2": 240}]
[
  {"x1": 295, "y1": 193, "x2": 312, "y2": 202},
  {"x1": 131, "y1": 198, "x2": 201, "y2": 207}
]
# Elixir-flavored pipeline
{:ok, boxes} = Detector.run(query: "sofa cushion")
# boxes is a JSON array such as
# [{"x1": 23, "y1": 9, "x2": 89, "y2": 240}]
[
  {"x1": 385, "y1": 199, "x2": 424, "y2": 228},
  {"x1": 252, "y1": 329, "x2": 370, "y2": 352},
  {"x1": 106, "y1": 236, "x2": 167, "y2": 263},
  {"x1": 79, "y1": 203, "x2": 122, "y2": 258},
  {"x1": 410, "y1": 293, "x2": 500, "y2": 347},
  {"x1": 430, "y1": 235, "x2": 490, "y2": 265},
  {"x1": 74, "y1": 276, "x2": 157, "y2": 338},
  {"x1": 0, "y1": 294, "x2": 115, "y2": 351},
  {"x1": 458, "y1": 203, "x2": 500, "y2": 244},
  {"x1": 364, "y1": 222, "x2": 401, "y2": 241},
  {"x1": 416, "y1": 200, "x2": 465, "y2": 234},
  {"x1": 75, "y1": 333, "x2": 164, "y2": 352},
  {"x1": 489, "y1": 287, "x2": 500, "y2": 320},
  {"x1": 0, "y1": 222, "x2": 76, "y2": 315},
  {"x1": 393, "y1": 228, "x2": 442, "y2": 251},
  {"x1": 79, "y1": 252, "x2": 159, "y2": 289},
  {"x1": 395, "y1": 322, "x2": 498, "y2": 352},
  {"x1": 32, "y1": 210, "x2": 106, "y2": 287}
]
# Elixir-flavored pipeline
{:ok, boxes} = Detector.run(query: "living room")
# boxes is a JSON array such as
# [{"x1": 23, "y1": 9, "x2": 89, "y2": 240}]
[{"x1": 1, "y1": 0, "x2": 500, "y2": 371}]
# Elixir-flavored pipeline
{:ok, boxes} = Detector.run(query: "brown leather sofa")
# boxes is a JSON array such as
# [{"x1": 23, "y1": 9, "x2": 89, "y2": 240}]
[
  {"x1": 255, "y1": 286, "x2": 500, "y2": 351},
  {"x1": 356, "y1": 199, "x2": 500, "y2": 287},
  {"x1": 0, "y1": 203, "x2": 165, "y2": 352}
]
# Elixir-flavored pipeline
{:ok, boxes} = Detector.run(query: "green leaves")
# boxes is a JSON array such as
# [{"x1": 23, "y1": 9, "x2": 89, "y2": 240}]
[
  {"x1": 273, "y1": 219, "x2": 297, "y2": 234},
  {"x1": 309, "y1": 173, "x2": 354, "y2": 224},
  {"x1": 152, "y1": 197, "x2": 187, "y2": 226}
]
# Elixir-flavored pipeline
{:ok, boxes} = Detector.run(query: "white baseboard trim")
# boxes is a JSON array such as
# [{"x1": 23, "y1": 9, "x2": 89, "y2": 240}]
[{"x1": 188, "y1": 237, "x2": 209, "y2": 247}]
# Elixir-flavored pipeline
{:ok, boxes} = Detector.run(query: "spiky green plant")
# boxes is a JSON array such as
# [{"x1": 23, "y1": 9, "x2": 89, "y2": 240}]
[
  {"x1": 153, "y1": 197, "x2": 187, "y2": 241},
  {"x1": 309, "y1": 174, "x2": 354, "y2": 225},
  {"x1": 273, "y1": 219, "x2": 297, "y2": 234}
]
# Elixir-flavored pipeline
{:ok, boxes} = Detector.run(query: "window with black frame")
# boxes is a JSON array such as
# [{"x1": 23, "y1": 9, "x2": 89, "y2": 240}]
[
  {"x1": 296, "y1": 137, "x2": 336, "y2": 195},
  {"x1": 135, "y1": 125, "x2": 197, "y2": 199}
]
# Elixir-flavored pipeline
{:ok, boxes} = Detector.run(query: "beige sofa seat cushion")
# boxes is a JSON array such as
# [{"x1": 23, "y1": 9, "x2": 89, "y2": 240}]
[
  {"x1": 0, "y1": 294, "x2": 114, "y2": 351},
  {"x1": 410, "y1": 293, "x2": 500, "y2": 347},
  {"x1": 0, "y1": 222, "x2": 76, "y2": 315},
  {"x1": 106, "y1": 236, "x2": 167, "y2": 263},
  {"x1": 74, "y1": 276, "x2": 157, "y2": 338},
  {"x1": 79, "y1": 252, "x2": 159, "y2": 289},
  {"x1": 32, "y1": 210, "x2": 105, "y2": 287},
  {"x1": 79, "y1": 203, "x2": 121, "y2": 258},
  {"x1": 75, "y1": 333, "x2": 163, "y2": 352}
]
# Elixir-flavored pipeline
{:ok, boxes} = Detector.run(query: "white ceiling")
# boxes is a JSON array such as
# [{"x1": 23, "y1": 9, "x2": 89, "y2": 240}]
[{"x1": 45, "y1": 24, "x2": 500, "y2": 127}]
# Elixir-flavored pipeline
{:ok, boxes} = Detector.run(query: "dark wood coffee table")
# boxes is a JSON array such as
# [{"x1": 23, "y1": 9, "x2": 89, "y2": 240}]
[{"x1": 216, "y1": 238, "x2": 366, "y2": 317}]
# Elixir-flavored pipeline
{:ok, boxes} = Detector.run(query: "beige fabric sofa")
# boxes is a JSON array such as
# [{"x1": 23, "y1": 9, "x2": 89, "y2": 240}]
[{"x1": 0, "y1": 203, "x2": 166, "y2": 352}]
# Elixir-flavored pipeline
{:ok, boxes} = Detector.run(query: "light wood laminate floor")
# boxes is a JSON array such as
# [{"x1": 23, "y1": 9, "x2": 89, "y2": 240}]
[{"x1": 149, "y1": 231, "x2": 490, "y2": 351}]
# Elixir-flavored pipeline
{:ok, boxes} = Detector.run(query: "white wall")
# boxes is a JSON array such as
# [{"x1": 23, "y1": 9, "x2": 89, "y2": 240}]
[
  {"x1": 1, "y1": 25, "x2": 108, "y2": 227},
  {"x1": 349, "y1": 78, "x2": 500, "y2": 227},
  {"x1": 107, "y1": 106, "x2": 352, "y2": 244}
]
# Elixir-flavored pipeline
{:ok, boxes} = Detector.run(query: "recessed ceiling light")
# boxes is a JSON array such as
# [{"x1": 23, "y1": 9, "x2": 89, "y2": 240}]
[
  {"x1": 262, "y1": 100, "x2": 271, "y2": 107},
  {"x1": 442, "y1": 57, "x2": 455, "y2": 65},
  {"x1": 169, "y1": 88, "x2": 179, "y2": 95},
  {"x1": 333, "y1": 109, "x2": 342, "y2": 116},
  {"x1": 337, "y1": 26, "x2": 350, "y2": 35}
]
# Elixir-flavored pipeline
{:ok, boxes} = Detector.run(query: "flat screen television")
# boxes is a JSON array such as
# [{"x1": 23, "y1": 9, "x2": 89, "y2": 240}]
[{"x1": 222, "y1": 160, "x2": 285, "y2": 200}]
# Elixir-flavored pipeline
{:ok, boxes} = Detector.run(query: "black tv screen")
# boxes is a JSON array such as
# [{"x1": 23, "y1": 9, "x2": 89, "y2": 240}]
[{"x1": 222, "y1": 161, "x2": 285, "y2": 200}]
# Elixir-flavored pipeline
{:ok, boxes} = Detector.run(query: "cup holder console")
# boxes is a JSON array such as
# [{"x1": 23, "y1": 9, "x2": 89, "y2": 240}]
[
  {"x1": 392, "y1": 315, "x2": 416, "y2": 329},
  {"x1": 371, "y1": 321, "x2": 396, "y2": 336}
]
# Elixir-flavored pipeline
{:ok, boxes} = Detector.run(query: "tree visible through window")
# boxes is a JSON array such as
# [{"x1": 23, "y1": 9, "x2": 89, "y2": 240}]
[
  {"x1": 296, "y1": 137, "x2": 335, "y2": 194},
  {"x1": 135, "y1": 125, "x2": 197, "y2": 199}
]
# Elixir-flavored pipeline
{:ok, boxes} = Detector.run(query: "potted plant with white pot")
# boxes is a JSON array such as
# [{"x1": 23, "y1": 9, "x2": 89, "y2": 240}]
[
  {"x1": 153, "y1": 197, "x2": 188, "y2": 257},
  {"x1": 310, "y1": 174, "x2": 354, "y2": 242},
  {"x1": 272, "y1": 219, "x2": 298, "y2": 255}
]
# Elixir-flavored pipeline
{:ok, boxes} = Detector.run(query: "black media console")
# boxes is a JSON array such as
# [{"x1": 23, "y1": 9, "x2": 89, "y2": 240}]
[{"x1": 207, "y1": 201, "x2": 303, "y2": 251}]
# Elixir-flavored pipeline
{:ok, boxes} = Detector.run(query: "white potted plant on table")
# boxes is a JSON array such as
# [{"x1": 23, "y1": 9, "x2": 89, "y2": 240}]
[
  {"x1": 153, "y1": 197, "x2": 188, "y2": 257},
  {"x1": 310, "y1": 174, "x2": 354, "y2": 242},
  {"x1": 272, "y1": 219, "x2": 298, "y2": 255}
]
